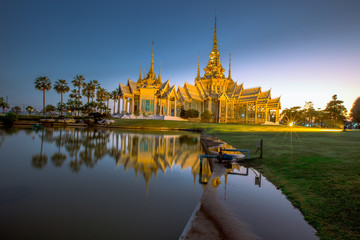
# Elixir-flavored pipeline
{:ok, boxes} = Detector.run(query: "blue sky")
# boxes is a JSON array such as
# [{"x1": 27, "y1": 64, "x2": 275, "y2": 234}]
[{"x1": 0, "y1": 0, "x2": 359, "y2": 112}]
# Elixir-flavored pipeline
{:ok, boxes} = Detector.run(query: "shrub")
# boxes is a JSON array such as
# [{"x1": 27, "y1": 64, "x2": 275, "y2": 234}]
[
  {"x1": 180, "y1": 109, "x2": 199, "y2": 119},
  {"x1": 201, "y1": 110, "x2": 212, "y2": 122},
  {"x1": 3, "y1": 112, "x2": 18, "y2": 126}
]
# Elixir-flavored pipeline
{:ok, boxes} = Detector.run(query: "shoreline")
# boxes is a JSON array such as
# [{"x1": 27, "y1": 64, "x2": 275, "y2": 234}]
[{"x1": 181, "y1": 135, "x2": 260, "y2": 240}]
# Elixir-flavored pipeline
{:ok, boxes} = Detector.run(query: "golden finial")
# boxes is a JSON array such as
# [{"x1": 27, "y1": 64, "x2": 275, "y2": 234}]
[
  {"x1": 138, "y1": 64, "x2": 142, "y2": 82},
  {"x1": 147, "y1": 41, "x2": 156, "y2": 79},
  {"x1": 196, "y1": 51, "x2": 201, "y2": 81},
  {"x1": 213, "y1": 14, "x2": 217, "y2": 49},
  {"x1": 158, "y1": 62, "x2": 162, "y2": 82},
  {"x1": 228, "y1": 53, "x2": 232, "y2": 79},
  {"x1": 150, "y1": 41, "x2": 154, "y2": 72}
]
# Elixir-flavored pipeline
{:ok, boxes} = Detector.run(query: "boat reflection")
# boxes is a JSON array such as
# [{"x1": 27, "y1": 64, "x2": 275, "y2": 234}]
[{"x1": 225, "y1": 163, "x2": 262, "y2": 187}]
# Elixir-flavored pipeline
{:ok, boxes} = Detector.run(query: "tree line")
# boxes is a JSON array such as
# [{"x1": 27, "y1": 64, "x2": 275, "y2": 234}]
[
  {"x1": 281, "y1": 94, "x2": 360, "y2": 128},
  {"x1": 32, "y1": 75, "x2": 119, "y2": 116}
]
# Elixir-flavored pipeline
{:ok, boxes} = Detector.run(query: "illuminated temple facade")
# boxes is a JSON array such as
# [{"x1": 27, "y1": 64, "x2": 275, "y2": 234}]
[{"x1": 118, "y1": 18, "x2": 281, "y2": 124}]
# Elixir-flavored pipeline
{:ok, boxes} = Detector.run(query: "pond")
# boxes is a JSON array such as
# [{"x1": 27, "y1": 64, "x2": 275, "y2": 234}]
[{"x1": 0, "y1": 128, "x2": 206, "y2": 239}]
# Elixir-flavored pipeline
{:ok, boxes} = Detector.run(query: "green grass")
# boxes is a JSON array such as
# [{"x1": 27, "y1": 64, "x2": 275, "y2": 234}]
[{"x1": 113, "y1": 119, "x2": 360, "y2": 240}]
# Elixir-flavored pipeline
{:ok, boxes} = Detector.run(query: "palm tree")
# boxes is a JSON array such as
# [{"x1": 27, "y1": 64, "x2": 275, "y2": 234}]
[
  {"x1": 82, "y1": 83, "x2": 92, "y2": 104},
  {"x1": 71, "y1": 75, "x2": 85, "y2": 116},
  {"x1": 54, "y1": 79, "x2": 70, "y2": 104},
  {"x1": 71, "y1": 75, "x2": 85, "y2": 100},
  {"x1": 34, "y1": 76, "x2": 52, "y2": 115},
  {"x1": 105, "y1": 90, "x2": 110, "y2": 111},
  {"x1": 82, "y1": 81, "x2": 100, "y2": 103},
  {"x1": 96, "y1": 87, "x2": 107, "y2": 113},
  {"x1": 110, "y1": 90, "x2": 119, "y2": 114},
  {"x1": 90, "y1": 80, "x2": 100, "y2": 102}
]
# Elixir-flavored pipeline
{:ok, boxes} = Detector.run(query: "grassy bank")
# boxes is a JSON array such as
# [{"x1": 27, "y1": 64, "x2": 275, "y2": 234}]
[{"x1": 113, "y1": 119, "x2": 359, "y2": 240}]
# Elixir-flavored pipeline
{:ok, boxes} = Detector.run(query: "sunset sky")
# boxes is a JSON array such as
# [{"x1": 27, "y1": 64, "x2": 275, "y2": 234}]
[{"x1": 0, "y1": 0, "x2": 359, "y2": 113}]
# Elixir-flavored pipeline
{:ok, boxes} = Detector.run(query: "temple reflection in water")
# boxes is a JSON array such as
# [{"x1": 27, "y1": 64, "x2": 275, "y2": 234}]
[
  {"x1": 111, "y1": 132, "x2": 206, "y2": 188},
  {"x1": 27, "y1": 128, "x2": 212, "y2": 191}
]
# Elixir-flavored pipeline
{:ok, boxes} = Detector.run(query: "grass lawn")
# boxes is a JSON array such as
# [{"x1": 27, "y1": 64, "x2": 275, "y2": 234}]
[{"x1": 113, "y1": 119, "x2": 360, "y2": 240}]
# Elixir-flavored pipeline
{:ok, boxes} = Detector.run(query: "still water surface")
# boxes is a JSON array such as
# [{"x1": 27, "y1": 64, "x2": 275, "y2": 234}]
[{"x1": 0, "y1": 128, "x2": 204, "y2": 239}]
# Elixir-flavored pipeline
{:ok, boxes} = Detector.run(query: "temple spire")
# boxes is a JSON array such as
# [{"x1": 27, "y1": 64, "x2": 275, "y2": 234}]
[
  {"x1": 138, "y1": 64, "x2": 142, "y2": 83},
  {"x1": 158, "y1": 63, "x2": 162, "y2": 83},
  {"x1": 213, "y1": 16, "x2": 218, "y2": 51},
  {"x1": 196, "y1": 51, "x2": 201, "y2": 81},
  {"x1": 228, "y1": 53, "x2": 232, "y2": 80},
  {"x1": 146, "y1": 41, "x2": 156, "y2": 79},
  {"x1": 204, "y1": 16, "x2": 225, "y2": 79}
]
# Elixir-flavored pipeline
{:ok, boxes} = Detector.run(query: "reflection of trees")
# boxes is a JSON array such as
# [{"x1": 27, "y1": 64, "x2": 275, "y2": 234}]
[
  {"x1": 31, "y1": 129, "x2": 202, "y2": 183},
  {"x1": 32, "y1": 129, "x2": 48, "y2": 169},
  {"x1": 51, "y1": 129, "x2": 66, "y2": 167},
  {"x1": 0, "y1": 129, "x2": 5, "y2": 148}
]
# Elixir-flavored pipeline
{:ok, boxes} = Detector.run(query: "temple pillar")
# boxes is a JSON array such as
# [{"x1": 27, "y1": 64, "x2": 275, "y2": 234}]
[
  {"x1": 265, "y1": 108, "x2": 269, "y2": 122},
  {"x1": 139, "y1": 97, "x2": 142, "y2": 114},
  {"x1": 225, "y1": 100, "x2": 228, "y2": 119},
  {"x1": 122, "y1": 96, "x2": 125, "y2": 113},
  {"x1": 218, "y1": 100, "x2": 221, "y2": 119},
  {"x1": 276, "y1": 109, "x2": 279, "y2": 124},
  {"x1": 160, "y1": 101, "x2": 162, "y2": 115},
  {"x1": 117, "y1": 97, "x2": 121, "y2": 114},
  {"x1": 254, "y1": 105, "x2": 258, "y2": 124},
  {"x1": 166, "y1": 98, "x2": 170, "y2": 116},
  {"x1": 153, "y1": 98, "x2": 156, "y2": 115},
  {"x1": 174, "y1": 98, "x2": 177, "y2": 117},
  {"x1": 245, "y1": 104, "x2": 248, "y2": 123},
  {"x1": 131, "y1": 98, "x2": 135, "y2": 114},
  {"x1": 208, "y1": 100, "x2": 212, "y2": 113}
]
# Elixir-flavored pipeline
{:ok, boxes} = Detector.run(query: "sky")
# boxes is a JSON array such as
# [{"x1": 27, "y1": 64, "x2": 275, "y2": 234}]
[{"x1": 0, "y1": 0, "x2": 359, "y2": 113}]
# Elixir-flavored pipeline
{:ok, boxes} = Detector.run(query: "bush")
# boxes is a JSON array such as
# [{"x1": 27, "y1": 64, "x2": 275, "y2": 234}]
[
  {"x1": 3, "y1": 112, "x2": 18, "y2": 126},
  {"x1": 201, "y1": 110, "x2": 212, "y2": 122},
  {"x1": 180, "y1": 109, "x2": 199, "y2": 119},
  {"x1": 134, "y1": 110, "x2": 140, "y2": 118},
  {"x1": 89, "y1": 112, "x2": 105, "y2": 123}
]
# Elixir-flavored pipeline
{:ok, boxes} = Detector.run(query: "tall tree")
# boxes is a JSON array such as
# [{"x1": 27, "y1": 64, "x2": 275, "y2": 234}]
[
  {"x1": 82, "y1": 80, "x2": 99, "y2": 103},
  {"x1": 34, "y1": 76, "x2": 52, "y2": 115},
  {"x1": 96, "y1": 87, "x2": 107, "y2": 113},
  {"x1": 324, "y1": 94, "x2": 347, "y2": 125},
  {"x1": 71, "y1": 75, "x2": 85, "y2": 101},
  {"x1": 281, "y1": 106, "x2": 303, "y2": 124},
  {"x1": 110, "y1": 90, "x2": 119, "y2": 114},
  {"x1": 304, "y1": 101, "x2": 316, "y2": 126},
  {"x1": 350, "y1": 97, "x2": 360, "y2": 125},
  {"x1": 72, "y1": 75, "x2": 85, "y2": 116},
  {"x1": 54, "y1": 79, "x2": 70, "y2": 104},
  {"x1": 0, "y1": 97, "x2": 9, "y2": 113}
]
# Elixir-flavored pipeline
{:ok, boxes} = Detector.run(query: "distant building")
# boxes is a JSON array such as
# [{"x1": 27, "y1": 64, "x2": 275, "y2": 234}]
[{"x1": 119, "y1": 18, "x2": 281, "y2": 123}]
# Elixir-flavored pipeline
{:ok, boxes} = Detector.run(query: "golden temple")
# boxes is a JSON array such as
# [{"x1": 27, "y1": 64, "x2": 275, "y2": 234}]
[{"x1": 118, "y1": 18, "x2": 281, "y2": 124}]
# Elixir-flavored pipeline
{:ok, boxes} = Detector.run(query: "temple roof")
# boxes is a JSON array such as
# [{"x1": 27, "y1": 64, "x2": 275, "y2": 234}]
[
  {"x1": 128, "y1": 79, "x2": 137, "y2": 93},
  {"x1": 184, "y1": 82, "x2": 202, "y2": 101},
  {"x1": 241, "y1": 87, "x2": 261, "y2": 96},
  {"x1": 162, "y1": 85, "x2": 177, "y2": 98},
  {"x1": 157, "y1": 80, "x2": 169, "y2": 96},
  {"x1": 177, "y1": 86, "x2": 191, "y2": 102},
  {"x1": 267, "y1": 97, "x2": 281, "y2": 109},
  {"x1": 257, "y1": 90, "x2": 271, "y2": 104},
  {"x1": 238, "y1": 87, "x2": 261, "y2": 102},
  {"x1": 119, "y1": 83, "x2": 131, "y2": 96}
]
